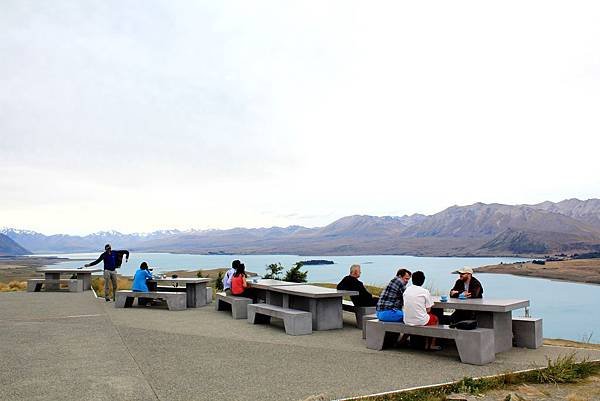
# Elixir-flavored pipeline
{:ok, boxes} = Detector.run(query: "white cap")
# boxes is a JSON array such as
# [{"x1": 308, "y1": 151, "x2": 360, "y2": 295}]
[{"x1": 453, "y1": 267, "x2": 473, "y2": 274}]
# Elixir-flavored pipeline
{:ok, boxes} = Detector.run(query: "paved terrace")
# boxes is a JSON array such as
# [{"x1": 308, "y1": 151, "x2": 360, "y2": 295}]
[{"x1": 1, "y1": 292, "x2": 599, "y2": 401}]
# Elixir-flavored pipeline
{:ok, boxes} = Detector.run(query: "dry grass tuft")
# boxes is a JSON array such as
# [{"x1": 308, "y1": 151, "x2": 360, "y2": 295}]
[
  {"x1": 91, "y1": 276, "x2": 132, "y2": 297},
  {"x1": 0, "y1": 281, "x2": 27, "y2": 292}
]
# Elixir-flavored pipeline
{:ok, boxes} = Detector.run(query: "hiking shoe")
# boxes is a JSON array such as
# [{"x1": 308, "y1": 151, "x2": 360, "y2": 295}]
[{"x1": 105, "y1": 297, "x2": 110, "y2": 302}]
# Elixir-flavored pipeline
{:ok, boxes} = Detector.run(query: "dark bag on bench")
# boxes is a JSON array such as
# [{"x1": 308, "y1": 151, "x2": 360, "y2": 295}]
[{"x1": 450, "y1": 320, "x2": 477, "y2": 330}]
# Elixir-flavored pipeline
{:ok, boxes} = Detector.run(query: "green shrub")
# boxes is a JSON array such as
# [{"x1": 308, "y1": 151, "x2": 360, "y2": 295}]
[
  {"x1": 283, "y1": 262, "x2": 307, "y2": 283},
  {"x1": 215, "y1": 271, "x2": 224, "y2": 291},
  {"x1": 263, "y1": 263, "x2": 284, "y2": 279}
]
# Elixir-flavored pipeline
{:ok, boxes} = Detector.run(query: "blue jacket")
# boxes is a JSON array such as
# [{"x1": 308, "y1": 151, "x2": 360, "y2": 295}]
[
  {"x1": 132, "y1": 269, "x2": 153, "y2": 292},
  {"x1": 88, "y1": 250, "x2": 130, "y2": 271}
]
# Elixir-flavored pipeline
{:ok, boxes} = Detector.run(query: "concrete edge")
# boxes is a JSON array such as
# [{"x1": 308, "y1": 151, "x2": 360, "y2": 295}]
[{"x1": 335, "y1": 359, "x2": 600, "y2": 401}]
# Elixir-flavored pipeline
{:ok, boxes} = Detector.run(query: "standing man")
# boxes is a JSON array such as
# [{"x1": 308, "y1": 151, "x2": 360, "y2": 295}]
[
  {"x1": 223, "y1": 260, "x2": 241, "y2": 295},
  {"x1": 376, "y1": 268, "x2": 412, "y2": 322},
  {"x1": 337, "y1": 264, "x2": 378, "y2": 307},
  {"x1": 85, "y1": 244, "x2": 129, "y2": 302}
]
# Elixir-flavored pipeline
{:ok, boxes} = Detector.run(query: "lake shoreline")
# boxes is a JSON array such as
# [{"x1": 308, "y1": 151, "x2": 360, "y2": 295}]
[
  {"x1": 474, "y1": 258, "x2": 600, "y2": 285},
  {"x1": 0, "y1": 256, "x2": 86, "y2": 282}
]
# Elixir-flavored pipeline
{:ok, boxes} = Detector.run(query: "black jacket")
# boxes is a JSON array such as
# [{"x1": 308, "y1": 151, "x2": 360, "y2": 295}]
[
  {"x1": 450, "y1": 276, "x2": 483, "y2": 298},
  {"x1": 337, "y1": 275, "x2": 377, "y2": 307}
]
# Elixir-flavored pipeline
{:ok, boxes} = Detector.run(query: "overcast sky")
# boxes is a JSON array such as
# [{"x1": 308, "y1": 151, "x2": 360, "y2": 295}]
[{"x1": 1, "y1": 1, "x2": 599, "y2": 235}]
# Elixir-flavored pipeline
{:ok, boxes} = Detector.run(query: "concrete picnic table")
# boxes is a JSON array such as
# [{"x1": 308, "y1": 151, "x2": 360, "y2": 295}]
[
  {"x1": 248, "y1": 280, "x2": 358, "y2": 330},
  {"x1": 36, "y1": 267, "x2": 101, "y2": 291},
  {"x1": 147, "y1": 277, "x2": 211, "y2": 308},
  {"x1": 431, "y1": 296, "x2": 530, "y2": 353}
]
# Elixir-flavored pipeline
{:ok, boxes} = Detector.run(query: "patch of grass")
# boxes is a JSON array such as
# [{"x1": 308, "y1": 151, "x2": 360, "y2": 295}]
[
  {"x1": 529, "y1": 353, "x2": 599, "y2": 384},
  {"x1": 351, "y1": 354, "x2": 600, "y2": 400},
  {"x1": 91, "y1": 276, "x2": 132, "y2": 297}
]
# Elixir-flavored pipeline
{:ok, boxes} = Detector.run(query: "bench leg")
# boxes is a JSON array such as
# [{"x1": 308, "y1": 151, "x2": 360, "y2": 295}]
[
  {"x1": 455, "y1": 331, "x2": 495, "y2": 365},
  {"x1": 115, "y1": 295, "x2": 127, "y2": 308},
  {"x1": 251, "y1": 312, "x2": 271, "y2": 325},
  {"x1": 166, "y1": 297, "x2": 186, "y2": 311},
  {"x1": 283, "y1": 315, "x2": 312, "y2": 336},
  {"x1": 216, "y1": 299, "x2": 231, "y2": 312},
  {"x1": 366, "y1": 321, "x2": 387, "y2": 350},
  {"x1": 231, "y1": 301, "x2": 249, "y2": 319},
  {"x1": 27, "y1": 282, "x2": 43, "y2": 292},
  {"x1": 124, "y1": 297, "x2": 134, "y2": 308}
]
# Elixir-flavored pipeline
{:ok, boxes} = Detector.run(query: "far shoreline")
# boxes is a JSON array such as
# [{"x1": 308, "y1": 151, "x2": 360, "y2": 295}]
[{"x1": 474, "y1": 258, "x2": 600, "y2": 285}]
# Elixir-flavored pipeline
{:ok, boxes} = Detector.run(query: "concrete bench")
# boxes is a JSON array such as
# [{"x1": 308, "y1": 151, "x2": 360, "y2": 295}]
[
  {"x1": 248, "y1": 304, "x2": 312, "y2": 335},
  {"x1": 155, "y1": 284, "x2": 212, "y2": 307},
  {"x1": 115, "y1": 290, "x2": 186, "y2": 311},
  {"x1": 362, "y1": 313, "x2": 378, "y2": 339},
  {"x1": 27, "y1": 278, "x2": 83, "y2": 293},
  {"x1": 215, "y1": 292, "x2": 252, "y2": 319},
  {"x1": 365, "y1": 319, "x2": 495, "y2": 365},
  {"x1": 342, "y1": 300, "x2": 376, "y2": 328},
  {"x1": 512, "y1": 317, "x2": 543, "y2": 349}
]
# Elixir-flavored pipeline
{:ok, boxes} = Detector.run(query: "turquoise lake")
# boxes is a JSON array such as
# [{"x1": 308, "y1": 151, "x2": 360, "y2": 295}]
[{"x1": 41, "y1": 252, "x2": 600, "y2": 344}]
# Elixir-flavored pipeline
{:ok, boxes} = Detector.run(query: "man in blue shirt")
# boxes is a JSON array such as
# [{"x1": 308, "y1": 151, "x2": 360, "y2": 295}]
[
  {"x1": 85, "y1": 244, "x2": 129, "y2": 302},
  {"x1": 376, "y1": 268, "x2": 412, "y2": 322}
]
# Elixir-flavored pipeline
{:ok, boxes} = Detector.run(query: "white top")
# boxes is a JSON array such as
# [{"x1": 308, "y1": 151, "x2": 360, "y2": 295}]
[{"x1": 402, "y1": 285, "x2": 434, "y2": 326}]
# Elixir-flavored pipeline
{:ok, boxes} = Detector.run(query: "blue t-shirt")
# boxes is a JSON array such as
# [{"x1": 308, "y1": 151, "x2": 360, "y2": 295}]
[{"x1": 132, "y1": 269, "x2": 153, "y2": 292}]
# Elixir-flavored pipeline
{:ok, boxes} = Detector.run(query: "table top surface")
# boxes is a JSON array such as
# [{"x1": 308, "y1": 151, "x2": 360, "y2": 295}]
[
  {"x1": 432, "y1": 296, "x2": 530, "y2": 312},
  {"x1": 247, "y1": 279, "x2": 303, "y2": 288},
  {"x1": 251, "y1": 283, "x2": 358, "y2": 298},
  {"x1": 37, "y1": 268, "x2": 102, "y2": 273},
  {"x1": 149, "y1": 277, "x2": 210, "y2": 284}
]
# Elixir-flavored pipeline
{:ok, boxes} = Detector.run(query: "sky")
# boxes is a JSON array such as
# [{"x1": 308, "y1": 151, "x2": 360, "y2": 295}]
[{"x1": 1, "y1": 1, "x2": 600, "y2": 235}]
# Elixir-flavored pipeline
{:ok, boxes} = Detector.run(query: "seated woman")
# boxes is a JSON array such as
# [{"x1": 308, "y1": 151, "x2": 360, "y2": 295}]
[
  {"x1": 132, "y1": 262, "x2": 153, "y2": 292},
  {"x1": 132, "y1": 262, "x2": 154, "y2": 306},
  {"x1": 230, "y1": 263, "x2": 254, "y2": 299}
]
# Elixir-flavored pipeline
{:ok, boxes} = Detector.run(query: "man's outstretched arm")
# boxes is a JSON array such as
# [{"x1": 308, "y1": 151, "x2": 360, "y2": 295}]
[{"x1": 85, "y1": 253, "x2": 104, "y2": 267}]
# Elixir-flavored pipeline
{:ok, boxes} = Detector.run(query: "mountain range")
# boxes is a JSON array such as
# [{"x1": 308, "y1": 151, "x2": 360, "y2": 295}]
[{"x1": 3, "y1": 198, "x2": 600, "y2": 257}]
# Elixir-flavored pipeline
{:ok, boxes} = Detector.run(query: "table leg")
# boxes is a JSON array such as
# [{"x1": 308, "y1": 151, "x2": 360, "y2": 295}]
[
  {"x1": 265, "y1": 291, "x2": 284, "y2": 306},
  {"x1": 45, "y1": 273, "x2": 60, "y2": 291},
  {"x1": 477, "y1": 311, "x2": 513, "y2": 353},
  {"x1": 282, "y1": 294, "x2": 289, "y2": 308},
  {"x1": 313, "y1": 298, "x2": 343, "y2": 331},
  {"x1": 186, "y1": 283, "x2": 207, "y2": 308},
  {"x1": 78, "y1": 273, "x2": 92, "y2": 290}
]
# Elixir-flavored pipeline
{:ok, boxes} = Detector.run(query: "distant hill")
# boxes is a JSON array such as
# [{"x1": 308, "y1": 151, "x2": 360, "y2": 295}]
[
  {"x1": 4, "y1": 198, "x2": 600, "y2": 256},
  {"x1": 529, "y1": 199, "x2": 600, "y2": 230},
  {"x1": 0, "y1": 233, "x2": 30, "y2": 256}
]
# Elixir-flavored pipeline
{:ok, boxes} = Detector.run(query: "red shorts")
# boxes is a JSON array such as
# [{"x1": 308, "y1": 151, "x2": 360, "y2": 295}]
[{"x1": 426, "y1": 313, "x2": 439, "y2": 326}]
